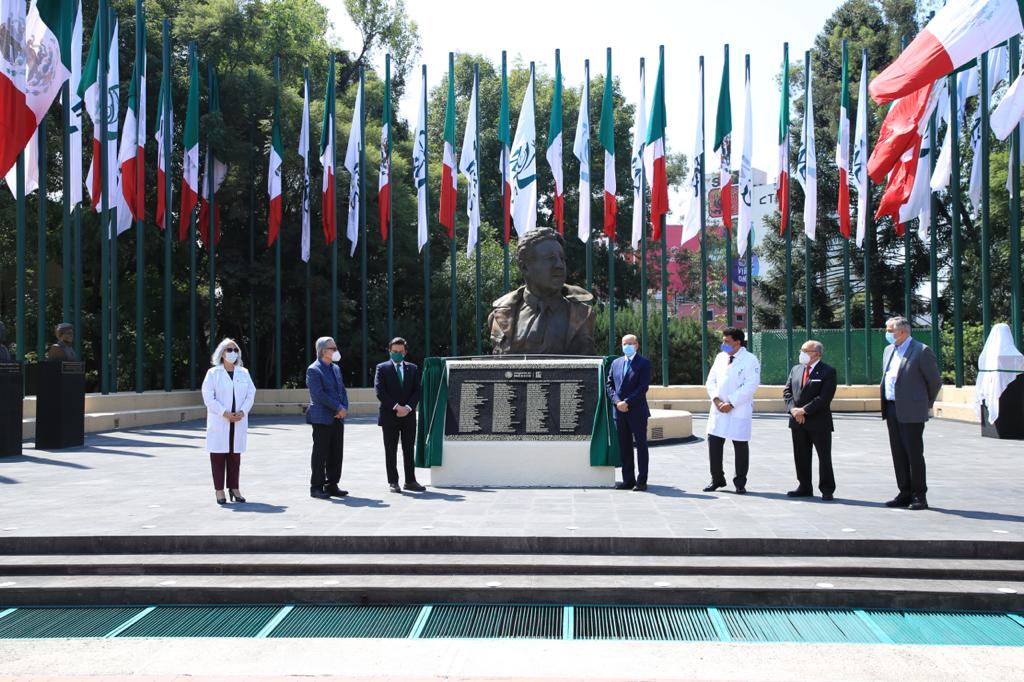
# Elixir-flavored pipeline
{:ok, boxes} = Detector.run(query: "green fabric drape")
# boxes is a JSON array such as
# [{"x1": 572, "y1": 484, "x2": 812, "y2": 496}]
[
  {"x1": 589, "y1": 355, "x2": 621, "y2": 467},
  {"x1": 415, "y1": 356, "x2": 448, "y2": 467}
]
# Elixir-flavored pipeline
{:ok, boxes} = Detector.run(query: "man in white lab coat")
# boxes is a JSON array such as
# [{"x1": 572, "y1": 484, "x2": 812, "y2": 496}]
[{"x1": 703, "y1": 327, "x2": 761, "y2": 494}]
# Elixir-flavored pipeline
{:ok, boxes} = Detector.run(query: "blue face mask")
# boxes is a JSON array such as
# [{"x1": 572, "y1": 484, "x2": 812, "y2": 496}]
[
  {"x1": 721, "y1": 343, "x2": 734, "y2": 355},
  {"x1": 885, "y1": 331, "x2": 897, "y2": 345},
  {"x1": 622, "y1": 344, "x2": 636, "y2": 357}
]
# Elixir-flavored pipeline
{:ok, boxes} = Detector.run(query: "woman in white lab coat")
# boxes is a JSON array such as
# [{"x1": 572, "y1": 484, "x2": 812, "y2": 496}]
[
  {"x1": 202, "y1": 338, "x2": 257, "y2": 504},
  {"x1": 703, "y1": 327, "x2": 761, "y2": 494}
]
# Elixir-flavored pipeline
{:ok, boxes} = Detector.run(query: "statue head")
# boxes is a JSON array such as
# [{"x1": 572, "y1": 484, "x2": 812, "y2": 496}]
[
  {"x1": 517, "y1": 227, "x2": 567, "y2": 299},
  {"x1": 55, "y1": 322, "x2": 74, "y2": 345}
]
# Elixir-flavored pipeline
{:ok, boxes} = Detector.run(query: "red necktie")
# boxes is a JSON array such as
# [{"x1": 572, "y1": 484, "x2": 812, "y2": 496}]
[{"x1": 801, "y1": 365, "x2": 810, "y2": 387}]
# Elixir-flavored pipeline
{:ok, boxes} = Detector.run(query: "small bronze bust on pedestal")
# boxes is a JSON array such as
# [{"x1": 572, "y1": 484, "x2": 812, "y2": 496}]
[
  {"x1": 46, "y1": 322, "x2": 78, "y2": 362},
  {"x1": 488, "y1": 227, "x2": 596, "y2": 355},
  {"x1": 0, "y1": 321, "x2": 11, "y2": 363}
]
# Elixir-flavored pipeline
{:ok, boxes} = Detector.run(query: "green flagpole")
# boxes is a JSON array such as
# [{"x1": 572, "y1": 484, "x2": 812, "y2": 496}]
[
  {"x1": 980, "y1": 50, "x2": 991, "y2": 339},
  {"x1": 274, "y1": 56, "x2": 282, "y2": 389},
  {"x1": 188, "y1": 43, "x2": 198, "y2": 391},
  {"x1": 500, "y1": 51, "x2": 510, "y2": 293},
  {"x1": 421, "y1": 63, "x2": 432, "y2": 357},
  {"x1": 208, "y1": 65, "x2": 218, "y2": 353},
  {"x1": 840, "y1": 41, "x2": 851, "y2": 385},
  {"x1": 699, "y1": 55, "x2": 709, "y2": 379},
  {"x1": 744, "y1": 53, "x2": 753, "y2": 349},
  {"x1": 657, "y1": 46, "x2": 669, "y2": 385},
  {"x1": 639, "y1": 56, "x2": 648, "y2": 355},
  {"x1": 950, "y1": 71, "x2": 964, "y2": 386},
  {"x1": 602, "y1": 49, "x2": 615, "y2": 355},
  {"x1": 584, "y1": 58, "x2": 593, "y2": 293},
  {"x1": 304, "y1": 66, "x2": 312, "y2": 367},
  {"x1": 1010, "y1": 35, "x2": 1022, "y2": 348},
  {"x1": 721, "y1": 44, "x2": 733, "y2": 327},
  {"x1": 328, "y1": 54, "x2": 338, "y2": 342},
  {"x1": 929, "y1": 108, "x2": 941, "y2": 372},
  {"x1": 109, "y1": 7, "x2": 119, "y2": 390},
  {"x1": 134, "y1": 0, "x2": 145, "y2": 392},
  {"x1": 359, "y1": 62, "x2": 368, "y2": 385},
  {"x1": 247, "y1": 68, "x2": 256, "y2": 380},
  {"x1": 902, "y1": 37, "x2": 913, "y2": 324},
  {"x1": 62, "y1": 56, "x2": 72, "y2": 324},
  {"x1": 37, "y1": 116, "x2": 47, "y2": 360},
  {"x1": 163, "y1": 21, "x2": 173, "y2": 390},
  {"x1": 15, "y1": 153, "x2": 25, "y2": 364},
  {"x1": 782, "y1": 42, "x2": 794, "y2": 367},
  {"x1": 861, "y1": 48, "x2": 872, "y2": 384},
  {"x1": 448, "y1": 52, "x2": 458, "y2": 357},
  {"x1": 474, "y1": 62, "x2": 482, "y2": 356},
  {"x1": 385, "y1": 53, "x2": 394, "y2": 343},
  {"x1": 803, "y1": 50, "x2": 812, "y2": 340},
  {"x1": 99, "y1": 1, "x2": 110, "y2": 394}
]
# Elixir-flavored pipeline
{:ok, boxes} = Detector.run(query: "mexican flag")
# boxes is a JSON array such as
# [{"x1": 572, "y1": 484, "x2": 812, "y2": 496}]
[
  {"x1": 319, "y1": 59, "x2": 336, "y2": 245},
  {"x1": 868, "y1": 81, "x2": 938, "y2": 183},
  {"x1": 681, "y1": 61, "x2": 703, "y2": 247},
  {"x1": 836, "y1": 47, "x2": 851, "y2": 240},
  {"x1": 379, "y1": 65, "x2": 391, "y2": 242},
  {"x1": 511, "y1": 65, "x2": 537, "y2": 236},
  {"x1": 499, "y1": 56, "x2": 512, "y2": 244},
  {"x1": 343, "y1": 78, "x2": 362, "y2": 255},
  {"x1": 546, "y1": 51, "x2": 565, "y2": 235},
  {"x1": 645, "y1": 51, "x2": 668, "y2": 242},
  {"x1": 851, "y1": 50, "x2": 869, "y2": 247},
  {"x1": 178, "y1": 52, "x2": 200, "y2": 242},
  {"x1": 118, "y1": 30, "x2": 147, "y2": 223},
  {"x1": 599, "y1": 51, "x2": 616, "y2": 240},
  {"x1": 0, "y1": 0, "x2": 70, "y2": 178},
  {"x1": 439, "y1": 68, "x2": 457, "y2": 238},
  {"x1": 154, "y1": 72, "x2": 173, "y2": 231},
  {"x1": 714, "y1": 48, "x2": 732, "y2": 234},
  {"x1": 198, "y1": 71, "x2": 227, "y2": 249},
  {"x1": 572, "y1": 64, "x2": 591, "y2": 244},
  {"x1": 796, "y1": 57, "x2": 817, "y2": 241},
  {"x1": 267, "y1": 77, "x2": 284, "y2": 247},
  {"x1": 299, "y1": 72, "x2": 311, "y2": 262},
  {"x1": 777, "y1": 48, "x2": 790, "y2": 236},
  {"x1": 630, "y1": 60, "x2": 646, "y2": 249},
  {"x1": 869, "y1": 0, "x2": 1024, "y2": 104}
]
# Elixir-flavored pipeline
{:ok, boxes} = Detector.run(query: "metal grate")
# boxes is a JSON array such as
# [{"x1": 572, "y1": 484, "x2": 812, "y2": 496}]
[
  {"x1": 650, "y1": 427, "x2": 665, "y2": 440},
  {"x1": 0, "y1": 607, "x2": 143, "y2": 639},
  {"x1": 865, "y1": 610, "x2": 1024, "y2": 647},
  {"x1": 268, "y1": 605, "x2": 420, "y2": 638},
  {"x1": 419, "y1": 605, "x2": 562, "y2": 639},
  {"x1": 574, "y1": 606, "x2": 717, "y2": 641},
  {"x1": 721, "y1": 607, "x2": 881, "y2": 644},
  {"x1": 115, "y1": 605, "x2": 278, "y2": 638}
]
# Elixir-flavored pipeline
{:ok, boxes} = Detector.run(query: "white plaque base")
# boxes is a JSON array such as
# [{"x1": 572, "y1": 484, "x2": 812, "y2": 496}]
[{"x1": 429, "y1": 439, "x2": 616, "y2": 488}]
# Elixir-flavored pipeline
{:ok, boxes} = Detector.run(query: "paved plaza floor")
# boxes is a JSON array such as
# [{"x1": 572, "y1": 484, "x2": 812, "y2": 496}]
[{"x1": 1, "y1": 413, "x2": 1021, "y2": 542}]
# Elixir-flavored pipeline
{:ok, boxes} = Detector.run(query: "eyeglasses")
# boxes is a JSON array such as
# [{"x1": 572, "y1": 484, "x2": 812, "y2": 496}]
[{"x1": 225, "y1": 348, "x2": 239, "y2": 352}]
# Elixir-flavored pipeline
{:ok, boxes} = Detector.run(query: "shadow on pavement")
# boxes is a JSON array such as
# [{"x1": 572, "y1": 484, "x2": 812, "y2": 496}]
[
  {"x1": 3, "y1": 454, "x2": 91, "y2": 470},
  {"x1": 227, "y1": 502, "x2": 288, "y2": 514}
]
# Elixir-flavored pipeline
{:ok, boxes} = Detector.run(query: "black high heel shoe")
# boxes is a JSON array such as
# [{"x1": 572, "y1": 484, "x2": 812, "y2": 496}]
[
  {"x1": 216, "y1": 490, "x2": 227, "y2": 505},
  {"x1": 229, "y1": 489, "x2": 246, "y2": 503}
]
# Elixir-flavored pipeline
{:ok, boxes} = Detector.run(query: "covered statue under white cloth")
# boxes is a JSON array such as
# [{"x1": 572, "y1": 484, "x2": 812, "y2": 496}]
[{"x1": 975, "y1": 323, "x2": 1024, "y2": 424}]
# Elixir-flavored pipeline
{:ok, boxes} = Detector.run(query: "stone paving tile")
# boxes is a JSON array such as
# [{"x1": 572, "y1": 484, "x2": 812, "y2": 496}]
[{"x1": 0, "y1": 413, "x2": 1022, "y2": 542}]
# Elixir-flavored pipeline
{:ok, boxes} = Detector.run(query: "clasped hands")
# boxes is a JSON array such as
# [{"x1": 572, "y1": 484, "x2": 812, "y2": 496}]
[
  {"x1": 713, "y1": 398, "x2": 734, "y2": 414},
  {"x1": 616, "y1": 401, "x2": 629, "y2": 413},
  {"x1": 394, "y1": 405, "x2": 412, "y2": 417},
  {"x1": 790, "y1": 407, "x2": 807, "y2": 424},
  {"x1": 222, "y1": 410, "x2": 245, "y2": 423}
]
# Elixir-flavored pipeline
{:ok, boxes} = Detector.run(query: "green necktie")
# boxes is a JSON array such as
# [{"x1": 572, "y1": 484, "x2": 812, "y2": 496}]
[{"x1": 396, "y1": 362, "x2": 404, "y2": 387}]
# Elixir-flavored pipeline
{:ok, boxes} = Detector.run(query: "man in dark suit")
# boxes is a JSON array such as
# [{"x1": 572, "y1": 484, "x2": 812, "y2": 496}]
[
  {"x1": 306, "y1": 336, "x2": 349, "y2": 499},
  {"x1": 605, "y1": 333, "x2": 652, "y2": 491},
  {"x1": 374, "y1": 337, "x2": 425, "y2": 493},
  {"x1": 783, "y1": 340, "x2": 838, "y2": 500},
  {"x1": 880, "y1": 316, "x2": 942, "y2": 510}
]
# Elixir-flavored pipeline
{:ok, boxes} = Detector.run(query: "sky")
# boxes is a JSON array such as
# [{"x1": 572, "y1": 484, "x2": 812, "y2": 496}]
[{"x1": 325, "y1": 0, "x2": 847, "y2": 219}]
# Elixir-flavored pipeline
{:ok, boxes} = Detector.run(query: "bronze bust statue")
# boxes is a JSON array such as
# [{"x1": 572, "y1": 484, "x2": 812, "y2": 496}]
[
  {"x1": 46, "y1": 322, "x2": 78, "y2": 362},
  {"x1": 488, "y1": 227, "x2": 596, "y2": 355}
]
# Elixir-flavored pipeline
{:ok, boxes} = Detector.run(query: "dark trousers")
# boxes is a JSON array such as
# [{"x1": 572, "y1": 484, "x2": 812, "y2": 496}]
[
  {"x1": 885, "y1": 403, "x2": 927, "y2": 496},
  {"x1": 310, "y1": 420, "x2": 344, "y2": 490},
  {"x1": 707, "y1": 434, "x2": 749, "y2": 488},
  {"x1": 616, "y1": 416, "x2": 649, "y2": 485},
  {"x1": 210, "y1": 453, "x2": 240, "y2": 490},
  {"x1": 382, "y1": 415, "x2": 417, "y2": 485},
  {"x1": 791, "y1": 427, "x2": 835, "y2": 494}
]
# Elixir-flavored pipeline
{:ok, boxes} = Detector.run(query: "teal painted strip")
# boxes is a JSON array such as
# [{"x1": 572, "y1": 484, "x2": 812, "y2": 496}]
[
  {"x1": 1008, "y1": 613, "x2": 1024, "y2": 629},
  {"x1": 562, "y1": 605, "x2": 574, "y2": 641},
  {"x1": 854, "y1": 610, "x2": 892, "y2": 644},
  {"x1": 408, "y1": 604, "x2": 433, "y2": 639},
  {"x1": 0, "y1": 608, "x2": 16, "y2": 621},
  {"x1": 707, "y1": 607, "x2": 731, "y2": 642},
  {"x1": 103, "y1": 606, "x2": 155, "y2": 639},
  {"x1": 256, "y1": 605, "x2": 293, "y2": 639}
]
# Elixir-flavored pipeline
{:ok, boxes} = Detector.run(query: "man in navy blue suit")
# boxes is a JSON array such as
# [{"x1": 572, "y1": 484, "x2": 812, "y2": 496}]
[
  {"x1": 306, "y1": 336, "x2": 349, "y2": 499},
  {"x1": 374, "y1": 337, "x2": 426, "y2": 493},
  {"x1": 605, "y1": 333, "x2": 652, "y2": 491}
]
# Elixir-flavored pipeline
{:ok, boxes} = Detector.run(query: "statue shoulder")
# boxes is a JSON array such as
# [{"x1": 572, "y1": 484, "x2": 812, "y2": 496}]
[
  {"x1": 491, "y1": 286, "x2": 525, "y2": 309},
  {"x1": 563, "y1": 285, "x2": 595, "y2": 305}
]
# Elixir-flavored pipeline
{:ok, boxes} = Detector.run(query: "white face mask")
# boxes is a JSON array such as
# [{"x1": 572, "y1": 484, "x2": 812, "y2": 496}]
[
  {"x1": 331, "y1": 350, "x2": 341, "y2": 363},
  {"x1": 798, "y1": 351, "x2": 811, "y2": 366},
  {"x1": 224, "y1": 351, "x2": 239, "y2": 364}
]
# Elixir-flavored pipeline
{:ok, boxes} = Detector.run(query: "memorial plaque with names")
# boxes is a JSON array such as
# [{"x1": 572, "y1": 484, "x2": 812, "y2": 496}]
[{"x1": 445, "y1": 359, "x2": 601, "y2": 441}]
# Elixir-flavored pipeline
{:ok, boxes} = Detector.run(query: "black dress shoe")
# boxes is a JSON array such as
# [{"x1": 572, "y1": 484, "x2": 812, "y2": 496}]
[
  {"x1": 615, "y1": 482, "x2": 635, "y2": 490},
  {"x1": 632, "y1": 483, "x2": 648, "y2": 491},
  {"x1": 885, "y1": 495, "x2": 912, "y2": 508},
  {"x1": 702, "y1": 482, "x2": 727, "y2": 492},
  {"x1": 908, "y1": 495, "x2": 929, "y2": 510},
  {"x1": 324, "y1": 485, "x2": 348, "y2": 497},
  {"x1": 787, "y1": 488, "x2": 813, "y2": 497},
  {"x1": 734, "y1": 487, "x2": 747, "y2": 495},
  {"x1": 310, "y1": 487, "x2": 331, "y2": 499},
  {"x1": 389, "y1": 483, "x2": 402, "y2": 493},
  {"x1": 821, "y1": 492, "x2": 834, "y2": 501},
  {"x1": 404, "y1": 481, "x2": 426, "y2": 492}
]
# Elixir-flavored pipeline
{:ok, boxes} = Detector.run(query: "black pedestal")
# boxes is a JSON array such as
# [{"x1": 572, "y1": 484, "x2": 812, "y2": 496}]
[
  {"x1": 981, "y1": 375, "x2": 1024, "y2": 439},
  {"x1": 0, "y1": 363, "x2": 22, "y2": 456},
  {"x1": 34, "y1": 361, "x2": 85, "y2": 449}
]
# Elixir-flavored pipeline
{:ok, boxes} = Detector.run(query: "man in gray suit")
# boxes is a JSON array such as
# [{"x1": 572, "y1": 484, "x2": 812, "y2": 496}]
[{"x1": 880, "y1": 316, "x2": 942, "y2": 510}]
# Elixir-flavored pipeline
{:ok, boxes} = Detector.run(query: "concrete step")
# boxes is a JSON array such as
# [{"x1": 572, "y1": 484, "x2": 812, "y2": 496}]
[
  {"x1": 2, "y1": 554, "x2": 1022, "y2": 581},
  {"x1": 1, "y1": 572, "x2": 1020, "y2": 610},
  {"x1": 933, "y1": 401, "x2": 979, "y2": 423}
]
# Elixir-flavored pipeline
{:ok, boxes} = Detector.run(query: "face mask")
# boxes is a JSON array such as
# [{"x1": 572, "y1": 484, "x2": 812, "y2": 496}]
[
  {"x1": 224, "y1": 351, "x2": 239, "y2": 364},
  {"x1": 721, "y1": 343, "x2": 734, "y2": 355},
  {"x1": 622, "y1": 344, "x2": 636, "y2": 357},
  {"x1": 390, "y1": 351, "x2": 405, "y2": 363},
  {"x1": 885, "y1": 331, "x2": 897, "y2": 345},
  {"x1": 798, "y1": 351, "x2": 811, "y2": 366},
  {"x1": 331, "y1": 350, "x2": 341, "y2": 363}
]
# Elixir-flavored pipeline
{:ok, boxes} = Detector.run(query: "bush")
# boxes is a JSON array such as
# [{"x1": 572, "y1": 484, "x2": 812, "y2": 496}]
[{"x1": 593, "y1": 303, "x2": 705, "y2": 385}]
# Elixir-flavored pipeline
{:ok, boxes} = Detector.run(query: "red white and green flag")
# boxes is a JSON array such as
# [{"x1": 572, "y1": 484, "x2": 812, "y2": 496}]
[
  {"x1": 154, "y1": 71, "x2": 172, "y2": 230},
  {"x1": 714, "y1": 47, "x2": 732, "y2": 234},
  {"x1": 546, "y1": 51, "x2": 565, "y2": 235},
  {"x1": 319, "y1": 59, "x2": 336, "y2": 245},
  {"x1": 599, "y1": 51, "x2": 616, "y2": 240},
  {"x1": 836, "y1": 47, "x2": 851, "y2": 240},
  {"x1": 776, "y1": 49, "x2": 790, "y2": 236},
  {"x1": 439, "y1": 66, "x2": 457, "y2": 238},
  {"x1": 267, "y1": 76, "x2": 284, "y2": 247},
  {"x1": 178, "y1": 53, "x2": 200, "y2": 242},
  {"x1": 498, "y1": 56, "x2": 512, "y2": 243},
  {"x1": 0, "y1": 0, "x2": 70, "y2": 178},
  {"x1": 198, "y1": 71, "x2": 227, "y2": 249},
  {"x1": 645, "y1": 50, "x2": 668, "y2": 242},
  {"x1": 118, "y1": 24, "x2": 147, "y2": 223},
  {"x1": 378, "y1": 63, "x2": 391, "y2": 241}
]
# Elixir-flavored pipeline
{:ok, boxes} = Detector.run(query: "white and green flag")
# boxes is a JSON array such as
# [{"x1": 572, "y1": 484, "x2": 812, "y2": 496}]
[{"x1": 510, "y1": 65, "x2": 537, "y2": 236}]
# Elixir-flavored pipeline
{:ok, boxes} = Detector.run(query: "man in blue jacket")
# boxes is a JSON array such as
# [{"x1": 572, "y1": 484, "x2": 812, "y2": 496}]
[
  {"x1": 306, "y1": 336, "x2": 349, "y2": 499},
  {"x1": 605, "y1": 333, "x2": 652, "y2": 491}
]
